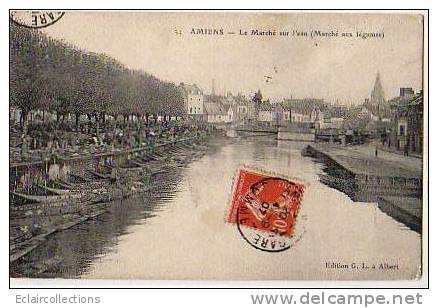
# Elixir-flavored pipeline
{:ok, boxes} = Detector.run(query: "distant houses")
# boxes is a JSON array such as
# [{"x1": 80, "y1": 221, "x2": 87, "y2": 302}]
[
  {"x1": 179, "y1": 83, "x2": 204, "y2": 121},
  {"x1": 178, "y1": 84, "x2": 337, "y2": 128},
  {"x1": 177, "y1": 81, "x2": 423, "y2": 155},
  {"x1": 203, "y1": 94, "x2": 241, "y2": 124},
  {"x1": 203, "y1": 101, "x2": 228, "y2": 123},
  {"x1": 386, "y1": 88, "x2": 423, "y2": 155},
  {"x1": 246, "y1": 99, "x2": 324, "y2": 127},
  {"x1": 258, "y1": 101, "x2": 275, "y2": 123},
  {"x1": 281, "y1": 98, "x2": 328, "y2": 128}
]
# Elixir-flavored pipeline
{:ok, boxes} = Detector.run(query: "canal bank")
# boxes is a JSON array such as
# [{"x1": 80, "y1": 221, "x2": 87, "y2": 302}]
[
  {"x1": 302, "y1": 143, "x2": 423, "y2": 233},
  {"x1": 10, "y1": 130, "x2": 225, "y2": 265}
]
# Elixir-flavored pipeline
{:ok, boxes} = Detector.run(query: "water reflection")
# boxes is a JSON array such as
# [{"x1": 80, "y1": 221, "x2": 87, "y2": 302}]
[{"x1": 10, "y1": 168, "x2": 186, "y2": 278}]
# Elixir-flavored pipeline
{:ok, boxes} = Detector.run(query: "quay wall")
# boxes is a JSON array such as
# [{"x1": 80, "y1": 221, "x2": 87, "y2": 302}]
[
  {"x1": 377, "y1": 197, "x2": 422, "y2": 233},
  {"x1": 277, "y1": 131, "x2": 315, "y2": 142},
  {"x1": 303, "y1": 145, "x2": 423, "y2": 233}
]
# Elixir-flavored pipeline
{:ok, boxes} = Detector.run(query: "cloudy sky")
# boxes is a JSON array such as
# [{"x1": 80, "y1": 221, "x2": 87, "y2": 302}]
[{"x1": 43, "y1": 11, "x2": 424, "y2": 104}]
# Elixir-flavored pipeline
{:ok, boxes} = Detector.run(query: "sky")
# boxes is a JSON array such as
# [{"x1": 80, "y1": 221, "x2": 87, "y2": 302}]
[{"x1": 42, "y1": 11, "x2": 424, "y2": 104}]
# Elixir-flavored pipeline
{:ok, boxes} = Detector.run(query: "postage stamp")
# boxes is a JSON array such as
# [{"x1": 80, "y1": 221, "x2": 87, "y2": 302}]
[{"x1": 227, "y1": 167, "x2": 306, "y2": 252}]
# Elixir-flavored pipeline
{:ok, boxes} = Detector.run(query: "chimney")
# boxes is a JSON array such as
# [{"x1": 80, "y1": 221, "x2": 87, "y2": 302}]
[{"x1": 400, "y1": 87, "x2": 414, "y2": 97}]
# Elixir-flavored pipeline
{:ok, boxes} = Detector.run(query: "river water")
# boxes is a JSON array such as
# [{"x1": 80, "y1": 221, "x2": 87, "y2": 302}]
[{"x1": 12, "y1": 137, "x2": 421, "y2": 280}]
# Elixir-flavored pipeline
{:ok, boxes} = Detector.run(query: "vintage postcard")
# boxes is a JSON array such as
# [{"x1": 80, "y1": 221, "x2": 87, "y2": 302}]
[{"x1": 9, "y1": 10, "x2": 427, "y2": 283}]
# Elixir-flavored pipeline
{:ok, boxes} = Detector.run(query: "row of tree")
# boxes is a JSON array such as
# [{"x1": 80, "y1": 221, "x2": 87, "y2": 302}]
[{"x1": 10, "y1": 23, "x2": 185, "y2": 130}]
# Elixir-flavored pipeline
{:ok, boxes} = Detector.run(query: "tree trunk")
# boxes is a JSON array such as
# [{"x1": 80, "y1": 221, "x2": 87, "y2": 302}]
[
  {"x1": 75, "y1": 112, "x2": 80, "y2": 132},
  {"x1": 101, "y1": 112, "x2": 106, "y2": 129},
  {"x1": 87, "y1": 114, "x2": 92, "y2": 134},
  {"x1": 94, "y1": 114, "x2": 99, "y2": 139},
  {"x1": 145, "y1": 113, "x2": 149, "y2": 126},
  {"x1": 20, "y1": 108, "x2": 29, "y2": 131}
]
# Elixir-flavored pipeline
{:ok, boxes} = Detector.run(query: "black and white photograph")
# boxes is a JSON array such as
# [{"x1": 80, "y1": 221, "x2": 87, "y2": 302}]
[{"x1": 8, "y1": 10, "x2": 428, "y2": 287}]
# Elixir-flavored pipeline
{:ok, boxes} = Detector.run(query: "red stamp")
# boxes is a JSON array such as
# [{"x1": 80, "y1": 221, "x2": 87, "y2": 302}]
[{"x1": 227, "y1": 168, "x2": 306, "y2": 252}]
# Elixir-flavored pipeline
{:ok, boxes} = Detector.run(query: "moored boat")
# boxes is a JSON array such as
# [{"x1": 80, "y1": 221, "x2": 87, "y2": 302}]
[
  {"x1": 36, "y1": 183, "x2": 71, "y2": 195},
  {"x1": 11, "y1": 191, "x2": 84, "y2": 204}
]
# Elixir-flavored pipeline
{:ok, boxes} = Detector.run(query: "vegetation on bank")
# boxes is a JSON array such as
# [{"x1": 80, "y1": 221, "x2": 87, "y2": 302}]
[{"x1": 10, "y1": 23, "x2": 185, "y2": 132}]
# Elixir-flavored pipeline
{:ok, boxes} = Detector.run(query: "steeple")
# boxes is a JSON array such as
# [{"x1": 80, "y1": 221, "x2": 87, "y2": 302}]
[{"x1": 370, "y1": 72, "x2": 385, "y2": 106}]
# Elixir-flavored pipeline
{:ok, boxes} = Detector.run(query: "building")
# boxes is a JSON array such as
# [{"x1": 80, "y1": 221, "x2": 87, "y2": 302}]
[
  {"x1": 236, "y1": 104, "x2": 249, "y2": 121},
  {"x1": 363, "y1": 72, "x2": 392, "y2": 120},
  {"x1": 277, "y1": 98, "x2": 328, "y2": 130},
  {"x1": 258, "y1": 102, "x2": 275, "y2": 123},
  {"x1": 234, "y1": 94, "x2": 252, "y2": 122},
  {"x1": 309, "y1": 105, "x2": 325, "y2": 129},
  {"x1": 204, "y1": 102, "x2": 228, "y2": 123},
  {"x1": 280, "y1": 105, "x2": 304, "y2": 123},
  {"x1": 330, "y1": 117, "x2": 344, "y2": 129},
  {"x1": 225, "y1": 104, "x2": 238, "y2": 123},
  {"x1": 203, "y1": 95, "x2": 227, "y2": 123},
  {"x1": 387, "y1": 89, "x2": 423, "y2": 155},
  {"x1": 283, "y1": 98, "x2": 327, "y2": 120},
  {"x1": 399, "y1": 87, "x2": 415, "y2": 98},
  {"x1": 179, "y1": 83, "x2": 204, "y2": 120},
  {"x1": 370, "y1": 72, "x2": 385, "y2": 107}
]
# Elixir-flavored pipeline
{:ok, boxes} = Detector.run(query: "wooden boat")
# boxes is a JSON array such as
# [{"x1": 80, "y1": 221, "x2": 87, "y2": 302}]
[
  {"x1": 11, "y1": 191, "x2": 84, "y2": 204},
  {"x1": 140, "y1": 152, "x2": 164, "y2": 162},
  {"x1": 150, "y1": 151, "x2": 166, "y2": 158},
  {"x1": 128, "y1": 159, "x2": 147, "y2": 168},
  {"x1": 166, "y1": 145, "x2": 180, "y2": 152},
  {"x1": 86, "y1": 169, "x2": 116, "y2": 181},
  {"x1": 37, "y1": 183, "x2": 71, "y2": 195},
  {"x1": 119, "y1": 160, "x2": 143, "y2": 170},
  {"x1": 179, "y1": 143, "x2": 195, "y2": 150},
  {"x1": 145, "y1": 160, "x2": 167, "y2": 170},
  {"x1": 54, "y1": 179, "x2": 76, "y2": 189},
  {"x1": 166, "y1": 148, "x2": 183, "y2": 155},
  {"x1": 150, "y1": 169, "x2": 168, "y2": 177},
  {"x1": 58, "y1": 177, "x2": 109, "y2": 192},
  {"x1": 68, "y1": 173, "x2": 91, "y2": 183},
  {"x1": 137, "y1": 155, "x2": 153, "y2": 163}
]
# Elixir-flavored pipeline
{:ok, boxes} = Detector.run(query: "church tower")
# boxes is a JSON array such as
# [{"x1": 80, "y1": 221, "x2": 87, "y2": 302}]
[{"x1": 370, "y1": 72, "x2": 385, "y2": 107}]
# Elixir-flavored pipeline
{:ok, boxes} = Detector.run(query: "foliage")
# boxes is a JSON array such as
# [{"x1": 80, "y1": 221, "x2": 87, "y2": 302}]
[{"x1": 10, "y1": 23, "x2": 185, "y2": 123}]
